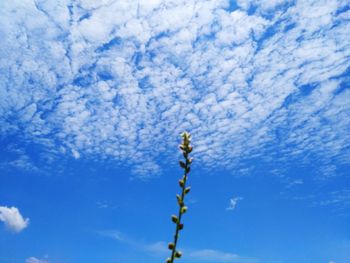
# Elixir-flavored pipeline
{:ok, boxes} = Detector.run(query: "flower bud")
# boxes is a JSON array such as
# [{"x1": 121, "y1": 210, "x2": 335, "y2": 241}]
[
  {"x1": 187, "y1": 146, "x2": 193, "y2": 153},
  {"x1": 184, "y1": 187, "x2": 191, "y2": 194},
  {"x1": 180, "y1": 206, "x2": 188, "y2": 214},
  {"x1": 179, "y1": 179, "x2": 184, "y2": 187},
  {"x1": 166, "y1": 257, "x2": 171, "y2": 263},
  {"x1": 171, "y1": 215, "x2": 178, "y2": 223},
  {"x1": 175, "y1": 251, "x2": 182, "y2": 258},
  {"x1": 168, "y1": 243, "x2": 175, "y2": 250},
  {"x1": 176, "y1": 194, "x2": 183, "y2": 206},
  {"x1": 178, "y1": 223, "x2": 184, "y2": 230}
]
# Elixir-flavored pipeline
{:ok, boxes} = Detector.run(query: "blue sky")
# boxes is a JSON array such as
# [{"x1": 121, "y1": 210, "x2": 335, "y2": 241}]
[{"x1": 0, "y1": 0, "x2": 350, "y2": 262}]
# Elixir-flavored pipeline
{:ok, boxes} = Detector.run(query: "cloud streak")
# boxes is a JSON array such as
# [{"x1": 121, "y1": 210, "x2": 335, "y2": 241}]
[
  {"x1": 188, "y1": 248, "x2": 258, "y2": 263},
  {"x1": 98, "y1": 229, "x2": 257, "y2": 262},
  {"x1": 25, "y1": 257, "x2": 49, "y2": 263}
]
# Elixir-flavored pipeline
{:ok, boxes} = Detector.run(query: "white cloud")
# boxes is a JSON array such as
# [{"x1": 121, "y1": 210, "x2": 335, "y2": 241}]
[
  {"x1": 226, "y1": 197, "x2": 243, "y2": 211},
  {"x1": 25, "y1": 257, "x2": 49, "y2": 263},
  {"x1": 0, "y1": 206, "x2": 29, "y2": 233},
  {"x1": 0, "y1": 0, "x2": 349, "y2": 185},
  {"x1": 96, "y1": 230, "x2": 124, "y2": 241}
]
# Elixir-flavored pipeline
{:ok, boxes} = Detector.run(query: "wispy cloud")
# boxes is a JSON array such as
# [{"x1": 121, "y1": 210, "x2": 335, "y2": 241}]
[
  {"x1": 98, "y1": 229, "x2": 258, "y2": 262},
  {"x1": 226, "y1": 197, "x2": 243, "y2": 211},
  {"x1": 318, "y1": 189, "x2": 350, "y2": 214},
  {"x1": 0, "y1": 205, "x2": 29, "y2": 233},
  {"x1": 0, "y1": 0, "x2": 349, "y2": 183},
  {"x1": 25, "y1": 257, "x2": 49, "y2": 263},
  {"x1": 96, "y1": 229, "x2": 124, "y2": 241},
  {"x1": 96, "y1": 229, "x2": 168, "y2": 256},
  {"x1": 188, "y1": 248, "x2": 258, "y2": 263}
]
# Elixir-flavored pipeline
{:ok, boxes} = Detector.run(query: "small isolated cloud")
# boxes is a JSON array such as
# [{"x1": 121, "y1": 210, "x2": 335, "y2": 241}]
[
  {"x1": 0, "y1": 206, "x2": 29, "y2": 233},
  {"x1": 188, "y1": 249, "x2": 257, "y2": 263},
  {"x1": 96, "y1": 230, "x2": 124, "y2": 241},
  {"x1": 226, "y1": 197, "x2": 243, "y2": 211},
  {"x1": 25, "y1": 257, "x2": 49, "y2": 263}
]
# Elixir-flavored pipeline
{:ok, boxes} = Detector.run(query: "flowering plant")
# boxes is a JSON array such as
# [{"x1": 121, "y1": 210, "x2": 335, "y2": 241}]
[{"x1": 166, "y1": 132, "x2": 193, "y2": 263}]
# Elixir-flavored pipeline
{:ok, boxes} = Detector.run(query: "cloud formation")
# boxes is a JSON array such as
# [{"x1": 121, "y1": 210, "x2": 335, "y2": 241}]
[
  {"x1": 0, "y1": 0, "x2": 349, "y2": 179},
  {"x1": 0, "y1": 206, "x2": 29, "y2": 233},
  {"x1": 25, "y1": 257, "x2": 49, "y2": 263}
]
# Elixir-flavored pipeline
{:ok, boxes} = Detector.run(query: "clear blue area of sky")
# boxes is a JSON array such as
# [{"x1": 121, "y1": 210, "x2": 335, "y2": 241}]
[
  {"x1": 0, "y1": 0, "x2": 350, "y2": 263},
  {"x1": 1, "y1": 157, "x2": 349, "y2": 263}
]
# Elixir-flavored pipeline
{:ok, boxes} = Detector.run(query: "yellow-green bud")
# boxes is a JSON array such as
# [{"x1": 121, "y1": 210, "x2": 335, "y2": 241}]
[
  {"x1": 166, "y1": 257, "x2": 171, "y2": 263},
  {"x1": 181, "y1": 206, "x2": 188, "y2": 214},
  {"x1": 176, "y1": 194, "x2": 183, "y2": 206},
  {"x1": 175, "y1": 251, "x2": 182, "y2": 258},
  {"x1": 179, "y1": 179, "x2": 184, "y2": 187},
  {"x1": 184, "y1": 187, "x2": 191, "y2": 194}
]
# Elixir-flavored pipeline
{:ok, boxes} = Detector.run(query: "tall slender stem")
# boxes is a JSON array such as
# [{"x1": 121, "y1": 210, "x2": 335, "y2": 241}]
[{"x1": 166, "y1": 132, "x2": 193, "y2": 263}]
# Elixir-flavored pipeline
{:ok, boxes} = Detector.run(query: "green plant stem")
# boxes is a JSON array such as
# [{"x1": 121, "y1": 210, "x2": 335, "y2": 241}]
[
  {"x1": 166, "y1": 132, "x2": 192, "y2": 263},
  {"x1": 170, "y1": 160, "x2": 189, "y2": 262}
]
